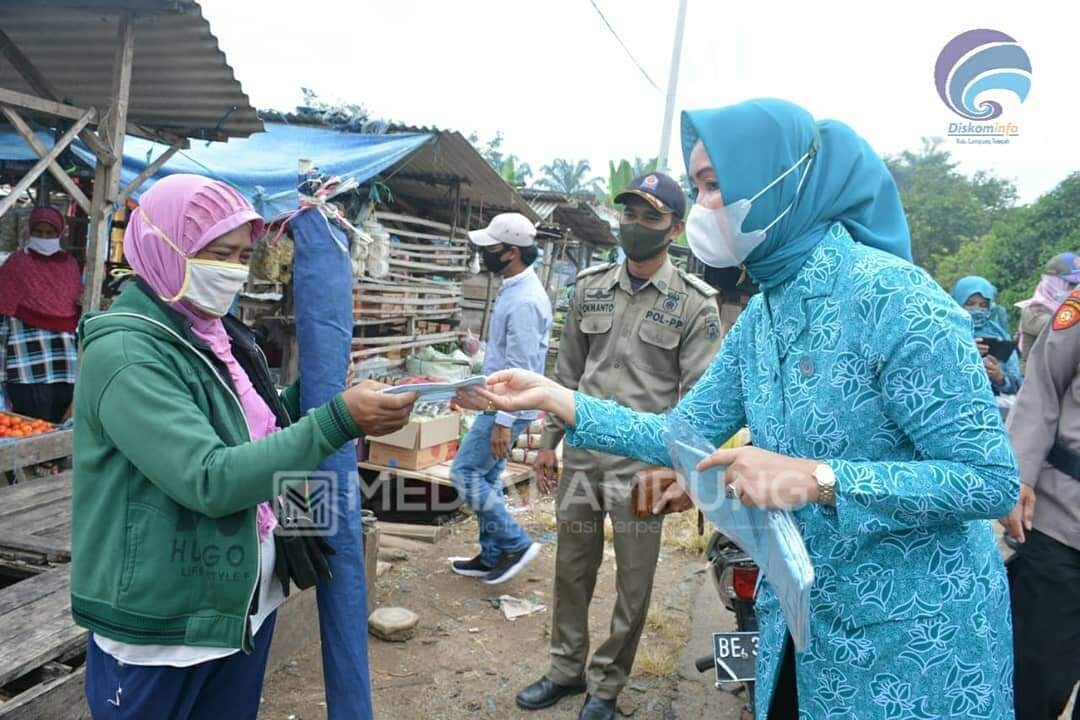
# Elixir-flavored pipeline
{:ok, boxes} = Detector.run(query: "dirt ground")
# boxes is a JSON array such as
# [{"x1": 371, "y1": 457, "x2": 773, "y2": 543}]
[{"x1": 258, "y1": 500, "x2": 749, "y2": 720}]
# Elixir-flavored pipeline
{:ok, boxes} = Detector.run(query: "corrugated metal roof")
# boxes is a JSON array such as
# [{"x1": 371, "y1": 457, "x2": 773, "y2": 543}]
[
  {"x1": 521, "y1": 189, "x2": 618, "y2": 248},
  {"x1": 379, "y1": 128, "x2": 539, "y2": 223},
  {"x1": 527, "y1": 199, "x2": 559, "y2": 222},
  {"x1": 0, "y1": 1, "x2": 262, "y2": 141}
]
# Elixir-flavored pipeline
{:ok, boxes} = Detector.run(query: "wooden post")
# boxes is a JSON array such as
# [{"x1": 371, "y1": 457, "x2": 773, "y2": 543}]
[
  {"x1": 115, "y1": 143, "x2": 182, "y2": 205},
  {"x1": 1, "y1": 106, "x2": 92, "y2": 214},
  {"x1": 82, "y1": 12, "x2": 135, "y2": 313},
  {"x1": 0, "y1": 107, "x2": 94, "y2": 219}
]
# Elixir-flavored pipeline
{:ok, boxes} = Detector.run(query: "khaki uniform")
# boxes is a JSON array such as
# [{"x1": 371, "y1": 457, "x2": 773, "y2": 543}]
[{"x1": 538, "y1": 257, "x2": 722, "y2": 699}]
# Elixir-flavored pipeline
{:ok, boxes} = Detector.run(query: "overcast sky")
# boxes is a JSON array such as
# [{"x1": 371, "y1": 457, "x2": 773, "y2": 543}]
[{"x1": 199, "y1": 0, "x2": 1079, "y2": 203}]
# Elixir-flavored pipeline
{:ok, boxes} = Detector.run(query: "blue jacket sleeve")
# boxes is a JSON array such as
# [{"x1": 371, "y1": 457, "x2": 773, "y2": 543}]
[
  {"x1": 832, "y1": 268, "x2": 1020, "y2": 535},
  {"x1": 565, "y1": 306, "x2": 749, "y2": 466}
]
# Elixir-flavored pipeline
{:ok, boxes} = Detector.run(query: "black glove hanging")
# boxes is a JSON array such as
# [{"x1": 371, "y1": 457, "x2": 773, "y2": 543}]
[{"x1": 272, "y1": 484, "x2": 336, "y2": 596}]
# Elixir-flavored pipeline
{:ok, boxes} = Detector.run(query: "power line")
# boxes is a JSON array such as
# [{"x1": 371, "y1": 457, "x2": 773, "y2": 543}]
[{"x1": 586, "y1": 0, "x2": 663, "y2": 93}]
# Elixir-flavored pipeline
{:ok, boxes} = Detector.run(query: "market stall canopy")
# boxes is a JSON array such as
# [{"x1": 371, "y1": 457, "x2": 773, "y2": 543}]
[
  {"x1": 63, "y1": 123, "x2": 434, "y2": 216},
  {"x1": 0, "y1": 0, "x2": 261, "y2": 142},
  {"x1": 522, "y1": 189, "x2": 618, "y2": 248},
  {"x1": 383, "y1": 125, "x2": 539, "y2": 223}
]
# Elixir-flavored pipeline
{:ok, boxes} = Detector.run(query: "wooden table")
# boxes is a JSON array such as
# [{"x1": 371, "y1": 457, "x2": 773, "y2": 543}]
[
  {"x1": 0, "y1": 472, "x2": 72, "y2": 565},
  {"x1": 0, "y1": 430, "x2": 72, "y2": 484},
  {"x1": 0, "y1": 473, "x2": 87, "y2": 719}
]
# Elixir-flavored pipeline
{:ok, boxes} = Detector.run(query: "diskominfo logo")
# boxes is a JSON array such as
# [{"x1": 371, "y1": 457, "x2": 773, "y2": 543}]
[{"x1": 934, "y1": 29, "x2": 1032, "y2": 145}]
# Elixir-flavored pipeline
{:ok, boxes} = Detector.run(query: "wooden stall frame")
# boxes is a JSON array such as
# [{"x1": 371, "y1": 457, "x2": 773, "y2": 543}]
[{"x1": 0, "y1": 17, "x2": 189, "y2": 315}]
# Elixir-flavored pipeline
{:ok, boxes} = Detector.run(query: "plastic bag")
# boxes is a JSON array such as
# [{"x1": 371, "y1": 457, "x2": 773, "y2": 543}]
[{"x1": 663, "y1": 414, "x2": 814, "y2": 651}]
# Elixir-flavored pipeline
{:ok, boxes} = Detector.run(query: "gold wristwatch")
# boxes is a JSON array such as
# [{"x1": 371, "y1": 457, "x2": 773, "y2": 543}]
[{"x1": 814, "y1": 463, "x2": 837, "y2": 506}]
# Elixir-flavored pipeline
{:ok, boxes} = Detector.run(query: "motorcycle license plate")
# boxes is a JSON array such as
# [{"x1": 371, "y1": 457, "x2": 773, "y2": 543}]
[{"x1": 712, "y1": 631, "x2": 758, "y2": 683}]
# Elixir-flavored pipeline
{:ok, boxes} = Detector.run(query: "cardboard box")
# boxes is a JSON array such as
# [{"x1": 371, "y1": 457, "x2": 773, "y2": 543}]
[
  {"x1": 367, "y1": 413, "x2": 460, "y2": 450},
  {"x1": 368, "y1": 439, "x2": 459, "y2": 470}
]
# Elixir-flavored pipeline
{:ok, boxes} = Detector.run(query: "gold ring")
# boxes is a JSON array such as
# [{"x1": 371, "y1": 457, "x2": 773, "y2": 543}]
[{"x1": 486, "y1": 400, "x2": 496, "y2": 413}]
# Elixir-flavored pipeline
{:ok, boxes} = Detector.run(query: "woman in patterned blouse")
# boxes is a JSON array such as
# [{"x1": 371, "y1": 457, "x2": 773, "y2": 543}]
[{"x1": 460, "y1": 99, "x2": 1020, "y2": 720}]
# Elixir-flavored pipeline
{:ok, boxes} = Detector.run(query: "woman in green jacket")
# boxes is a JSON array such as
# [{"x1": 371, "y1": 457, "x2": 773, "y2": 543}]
[{"x1": 72, "y1": 174, "x2": 415, "y2": 719}]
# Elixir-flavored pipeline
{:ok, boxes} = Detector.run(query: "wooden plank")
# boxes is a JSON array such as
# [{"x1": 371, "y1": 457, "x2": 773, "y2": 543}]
[
  {"x1": 0, "y1": 108, "x2": 92, "y2": 215},
  {"x1": 0, "y1": 490, "x2": 70, "y2": 523},
  {"x1": 375, "y1": 212, "x2": 468, "y2": 238},
  {"x1": 115, "y1": 143, "x2": 182, "y2": 205},
  {"x1": 0, "y1": 432, "x2": 73, "y2": 472},
  {"x1": 356, "y1": 294, "x2": 462, "y2": 307},
  {"x1": 0, "y1": 110, "x2": 93, "y2": 220},
  {"x1": 376, "y1": 522, "x2": 448, "y2": 544},
  {"x1": 0, "y1": 560, "x2": 45, "y2": 580},
  {"x1": 1, "y1": 503, "x2": 72, "y2": 537},
  {"x1": 358, "y1": 281, "x2": 461, "y2": 296},
  {"x1": 389, "y1": 248, "x2": 469, "y2": 262},
  {"x1": 0, "y1": 90, "x2": 89, "y2": 125},
  {"x1": 383, "y1": 227, "x2": 467, "y2": 244},
  {"x1": 0, "y1": 569, "x2": 85, "y2": 688},
  {"x1": 0, "y1": 665, "x2": 90, "y2": 720},
  {"x1": 388, "y1": 258, "x2": 469, "y2": 273},
  {"x1": 387, "y1": 239, "x2": 467, "y2": 253},
  {"x1": 0, "y1": 473, "x2": 71, "y2": 519},
  {"x1": 0, "y1": 568, "x2": 68, "y2": 617},
  {"x1": 0, "y1": 534, "x2": 69, "y2": 564},
  {"x1": 352, "y1": 331, "x2": 458, "y2": 347},
  {"x1": 81, "y1": 12, "x2": 134, "y2": 314}
]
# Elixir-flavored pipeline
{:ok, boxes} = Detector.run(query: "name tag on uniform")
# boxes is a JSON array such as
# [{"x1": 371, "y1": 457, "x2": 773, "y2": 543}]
[{"x1": 581, "y1": 288, "x2": 616, "y2": 314}]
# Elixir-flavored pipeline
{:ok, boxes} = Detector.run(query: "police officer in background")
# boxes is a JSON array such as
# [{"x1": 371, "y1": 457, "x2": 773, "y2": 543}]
[
  {"x1": 516, "y1": 173, "x2": 723, "y2": 720},
  {"x1": 1004, "y1": 289, "x2": 1080, "y2": 720}
]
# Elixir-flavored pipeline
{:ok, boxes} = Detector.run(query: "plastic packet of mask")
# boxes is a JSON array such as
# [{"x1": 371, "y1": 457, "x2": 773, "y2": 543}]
[{"x1": 663, "y1": 414, "x2": 814, "y2": 651}]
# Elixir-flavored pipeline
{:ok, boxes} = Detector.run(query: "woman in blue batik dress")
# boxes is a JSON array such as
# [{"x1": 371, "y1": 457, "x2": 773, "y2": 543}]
[{"x1": 459, "y1": 99, "x2": 1019, "y2": 720}]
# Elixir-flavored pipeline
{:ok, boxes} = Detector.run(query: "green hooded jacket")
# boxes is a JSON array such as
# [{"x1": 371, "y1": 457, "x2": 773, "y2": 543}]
[{"x1": 71, "y1": 281, "x2": 359, "y2": 651}]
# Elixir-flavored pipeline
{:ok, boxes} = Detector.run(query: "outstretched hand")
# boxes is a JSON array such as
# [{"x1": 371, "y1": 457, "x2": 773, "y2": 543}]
[{"x1": 454, "y1": 369, "x2": 554, "y2": 410}]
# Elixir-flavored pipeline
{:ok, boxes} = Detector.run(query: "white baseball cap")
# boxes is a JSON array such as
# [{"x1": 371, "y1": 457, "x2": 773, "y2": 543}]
[{"x1": 468, "y1": 212, "x2": 537, "y2": 247}]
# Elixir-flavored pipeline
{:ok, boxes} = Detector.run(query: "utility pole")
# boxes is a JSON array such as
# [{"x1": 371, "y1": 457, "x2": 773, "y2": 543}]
[{"x1": 657, "y1": 0, "x2": 688, "y2": 171}]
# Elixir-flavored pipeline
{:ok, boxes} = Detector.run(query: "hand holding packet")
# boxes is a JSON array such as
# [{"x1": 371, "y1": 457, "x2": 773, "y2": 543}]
[
  {"x1": 663, "y1": 414, "x2": 815, "y2": 651},
  {"x1": 382, "y1": 375, "x2": 487, "y2": 403}
]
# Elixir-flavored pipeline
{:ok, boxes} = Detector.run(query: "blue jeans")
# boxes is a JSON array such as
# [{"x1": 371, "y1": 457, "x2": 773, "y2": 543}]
[
  {"x1": 85, "y1": 613, "x2": 276, "y2": 720},
  {"x1": 451, "y1": 414, "x2": 532, "y2": 567}
]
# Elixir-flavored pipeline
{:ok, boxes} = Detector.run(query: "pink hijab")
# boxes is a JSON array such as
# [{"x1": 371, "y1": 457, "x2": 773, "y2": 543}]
[{"x1": 124, "y1": 174, "x2": 277, "y2": 539}]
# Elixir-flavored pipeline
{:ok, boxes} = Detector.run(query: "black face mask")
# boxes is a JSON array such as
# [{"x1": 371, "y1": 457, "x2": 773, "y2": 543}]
[
  {"x1": 619, "y1": 220, "x2": 674, "y2": 262},
  {"x1": 481, "y1": 247, "x2": 512, "y2": 273}
]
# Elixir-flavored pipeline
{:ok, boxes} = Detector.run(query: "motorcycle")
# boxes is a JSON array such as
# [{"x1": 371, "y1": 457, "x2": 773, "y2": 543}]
[{"x1": 696, "y1": 529, "x2": 760, "y2": 716}]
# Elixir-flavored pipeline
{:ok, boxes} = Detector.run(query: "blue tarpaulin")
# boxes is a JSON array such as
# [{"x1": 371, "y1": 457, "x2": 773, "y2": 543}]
[
  {"x1": 0, "y1": 122, "x2": 431, "y2": 216},
  {"x1": 291, "y1": 203, "x2": 374, "y2": 719}
]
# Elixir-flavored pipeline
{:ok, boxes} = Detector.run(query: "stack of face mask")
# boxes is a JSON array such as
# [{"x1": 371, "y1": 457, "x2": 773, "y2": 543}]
[{"x1": 664, "y1": 414, "x2": 814, "y2": 651}]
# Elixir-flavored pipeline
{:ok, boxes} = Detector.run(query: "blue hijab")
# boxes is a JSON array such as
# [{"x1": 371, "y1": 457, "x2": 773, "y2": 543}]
[
  {"x1": 680, "y1": 99, "x2": 911, "y2": 289},
  {"x1": 951, "y1": 276, "x2": 1011, "y2": 340}
]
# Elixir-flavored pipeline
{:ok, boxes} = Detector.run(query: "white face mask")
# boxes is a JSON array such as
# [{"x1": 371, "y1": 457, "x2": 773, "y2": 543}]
[
  {"x1": 27, "y1": 236, "x2": 61, "y2": 256},
  {"x1": 137, "y1": 208, "x2": 249, "y2": 317},
  {"x1": 184, "y1": 259, "x2": 249, "y2": 317},
  {"x1": 686, "y1": 151, "x2": 814, "y2": 268}
]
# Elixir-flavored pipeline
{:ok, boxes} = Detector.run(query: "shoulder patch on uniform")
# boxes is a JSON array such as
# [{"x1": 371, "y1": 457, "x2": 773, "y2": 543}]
[
  {"x1": 577, "y1": 262, "x2": 615, "y2": 280},
  {"x1": 1053, "y1": 291, "x2": 1080, "y2": 331},
  {"x1": 678, "y1": 269, "x2": 718, "y2": 298}
]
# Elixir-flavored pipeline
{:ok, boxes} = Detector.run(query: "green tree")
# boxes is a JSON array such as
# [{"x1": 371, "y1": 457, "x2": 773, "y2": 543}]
[
  {"x1": 884, "y1": 138, "x2": 1017, "y2": 277},
  {"x1": 535, "y1": 158, "x2": 606, "y2": 197},
  {"x1": 936, "y1": 172, "x2": 1080, "y2": 323},
  {"x1": 467, "y1": 131, "x2": 532, "y2": 186},
  {"x1": 606, "y1": 157, "x2": 658, "y2": 205}
]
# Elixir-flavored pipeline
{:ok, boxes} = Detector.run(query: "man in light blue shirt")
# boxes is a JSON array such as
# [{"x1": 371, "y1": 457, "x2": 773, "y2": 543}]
[{"x1": 451, "y1": 213, "x2": 552, "y2": 584}]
